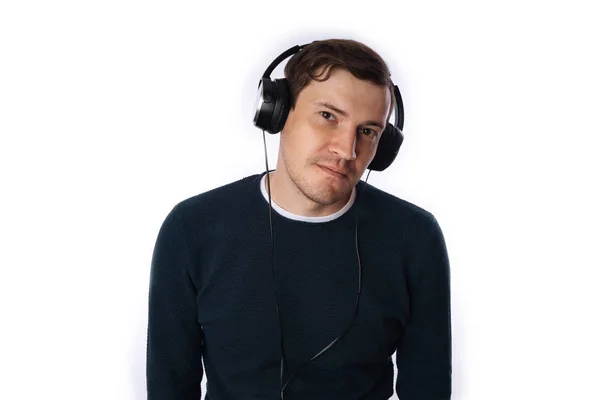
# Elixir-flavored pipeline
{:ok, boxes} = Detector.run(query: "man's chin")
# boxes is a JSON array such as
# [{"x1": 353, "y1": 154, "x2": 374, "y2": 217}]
[{"x1": 306, "y1": 176, "x2": 354, "y2": 205}]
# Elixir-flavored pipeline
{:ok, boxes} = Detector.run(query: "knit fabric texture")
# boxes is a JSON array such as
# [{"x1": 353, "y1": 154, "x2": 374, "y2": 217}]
[{"x1": 146, "y1": 171, "x2": 452, "y2": 399}]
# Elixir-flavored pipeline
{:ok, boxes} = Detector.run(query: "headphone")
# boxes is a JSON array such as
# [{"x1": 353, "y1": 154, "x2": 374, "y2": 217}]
[
  {"x1": 252, "y1": 42, "x2": 406, "y2": 399},
  {"x1": 253, "y1": 42, "x2": 405, "y2": 172}
]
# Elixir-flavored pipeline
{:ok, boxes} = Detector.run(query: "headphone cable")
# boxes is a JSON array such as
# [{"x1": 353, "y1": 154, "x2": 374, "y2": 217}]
[
  {"x1": 262, "y1": 129, "x2": 372, "y2": 399},
  {"x1": 261, "y1": 130, "x2": 284, "y2": 396}
]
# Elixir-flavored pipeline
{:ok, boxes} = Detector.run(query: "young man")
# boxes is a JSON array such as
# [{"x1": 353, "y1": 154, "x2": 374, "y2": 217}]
[{"x1": 146, "y1": 39, "x2": 452, "y2": 399}]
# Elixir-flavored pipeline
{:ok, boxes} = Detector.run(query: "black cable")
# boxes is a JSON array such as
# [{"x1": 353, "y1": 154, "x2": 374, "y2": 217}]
[
  {"x1": 262, "y1": 129, "x2": 372, "y2": 399},
  {"x1": 261, "y1": 130, "x2": 285, "y2": 397}
]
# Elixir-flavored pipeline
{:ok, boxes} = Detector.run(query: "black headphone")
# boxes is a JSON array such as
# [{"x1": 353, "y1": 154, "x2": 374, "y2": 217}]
[{"x1": 253, "y1": 43, "x2": 405, "y2": 172}]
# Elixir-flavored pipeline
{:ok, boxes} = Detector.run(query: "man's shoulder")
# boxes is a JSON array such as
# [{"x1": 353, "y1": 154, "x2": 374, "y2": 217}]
[
  {"x1": 168, "y1": 172, "x2": 263, "y2": 222},
  {"x1": 360, "y1": 181, "x2": 437, "y2": 230}
]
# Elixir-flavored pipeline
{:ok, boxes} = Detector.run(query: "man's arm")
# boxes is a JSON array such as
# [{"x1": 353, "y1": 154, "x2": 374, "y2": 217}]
[
  {"x1": 396, "y1": 215, "x2": 452, "y2": 399},
  {"x1": 146, "y1": 205, "x2": 204, "y2": 400}
]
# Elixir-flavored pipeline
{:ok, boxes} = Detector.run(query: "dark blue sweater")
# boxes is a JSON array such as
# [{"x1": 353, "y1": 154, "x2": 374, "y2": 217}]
[{"x1": 146, "y1": 171, "x2": 452, "y2": 399}]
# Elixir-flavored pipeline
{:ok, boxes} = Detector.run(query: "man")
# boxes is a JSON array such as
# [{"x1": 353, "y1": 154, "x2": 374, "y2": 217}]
[{"x1": 146, "y1": 38, "x2": 452, "y2": 399}]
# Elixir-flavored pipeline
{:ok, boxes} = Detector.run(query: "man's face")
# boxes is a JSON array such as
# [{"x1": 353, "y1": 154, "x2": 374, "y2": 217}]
[{"x1": 278, "y1": 67, "x2": 391, "y2": 208}]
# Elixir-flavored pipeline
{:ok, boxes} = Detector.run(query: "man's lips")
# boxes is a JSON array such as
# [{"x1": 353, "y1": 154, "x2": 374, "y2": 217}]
[{"x1": 318, "y1": 164, "x2": 348, "y2": 178}]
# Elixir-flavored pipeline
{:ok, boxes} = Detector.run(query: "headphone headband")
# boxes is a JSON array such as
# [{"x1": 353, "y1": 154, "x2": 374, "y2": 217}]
[{"x1": 261, "y1": 44, "x2": 309, "y2": 81}]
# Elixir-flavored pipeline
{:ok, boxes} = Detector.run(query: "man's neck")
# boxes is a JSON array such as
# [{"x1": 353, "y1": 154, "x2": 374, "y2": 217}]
[{"x1": 263, "y1": 170, "x2": 354, "y2": 218}]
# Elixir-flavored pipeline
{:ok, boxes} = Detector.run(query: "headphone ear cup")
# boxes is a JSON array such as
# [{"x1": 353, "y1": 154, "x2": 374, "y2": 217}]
[
  {"x1": 270, "y1": 78, "x2": 291, "y2": 133},
  {"x1": 254, "y1": 78, "x2": 276, "y2": 133},
  {"x1": 368, "y1": 123, "x2": 404, "y2": 171}
]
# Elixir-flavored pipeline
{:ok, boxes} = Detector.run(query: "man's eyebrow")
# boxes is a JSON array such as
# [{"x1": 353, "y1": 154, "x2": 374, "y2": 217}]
[
  {"x1": 313, "y1": 101, "x2": 385, "y2": 129},
  {"x1": 314, "y1": 101, "x2": 349, "y2": 117}
]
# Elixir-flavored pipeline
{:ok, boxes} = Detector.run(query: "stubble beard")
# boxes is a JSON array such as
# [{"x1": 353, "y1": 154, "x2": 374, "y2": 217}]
[{"x1": 281, "y1": 148, "x2": 352, "y2": 207}]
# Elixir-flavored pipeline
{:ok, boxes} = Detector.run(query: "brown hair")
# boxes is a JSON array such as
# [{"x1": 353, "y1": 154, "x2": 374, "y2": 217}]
[{"x1": 283, "y1": 38, "x2": 395, "y2": 118}]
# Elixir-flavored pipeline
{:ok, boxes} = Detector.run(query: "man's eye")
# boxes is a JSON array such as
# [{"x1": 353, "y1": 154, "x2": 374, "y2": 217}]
[
  {"x1": 360, "y1": 128, "x2": 376, "y2": 136},
  {"x1": 320, "y1": 111, "x2": 334, "y2": 120}
]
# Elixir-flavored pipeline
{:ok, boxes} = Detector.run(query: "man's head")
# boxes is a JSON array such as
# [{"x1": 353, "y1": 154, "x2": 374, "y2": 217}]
[{"x1": 273, "y1": 39, "x2": 394, "y2": 214}]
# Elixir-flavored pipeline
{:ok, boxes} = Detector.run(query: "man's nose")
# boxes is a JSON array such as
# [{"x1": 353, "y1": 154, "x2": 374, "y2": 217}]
[{"x1": 329, "y1": 127, "x2": 357, "y2": 161}]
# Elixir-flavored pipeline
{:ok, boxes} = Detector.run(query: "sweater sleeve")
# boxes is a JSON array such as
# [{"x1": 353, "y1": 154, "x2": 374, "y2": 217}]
[
  {"x1": 396, "y1": 215, "x2": 452, "y2": 399},
  {"x1": 146, "y1": 205, "x2": 204, "y2": 400}
]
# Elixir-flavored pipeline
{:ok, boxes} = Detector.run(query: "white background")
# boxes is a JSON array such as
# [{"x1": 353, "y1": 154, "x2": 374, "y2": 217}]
[{"x1": 1, "y1": 1, "x2": 599, "y2": 399}]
